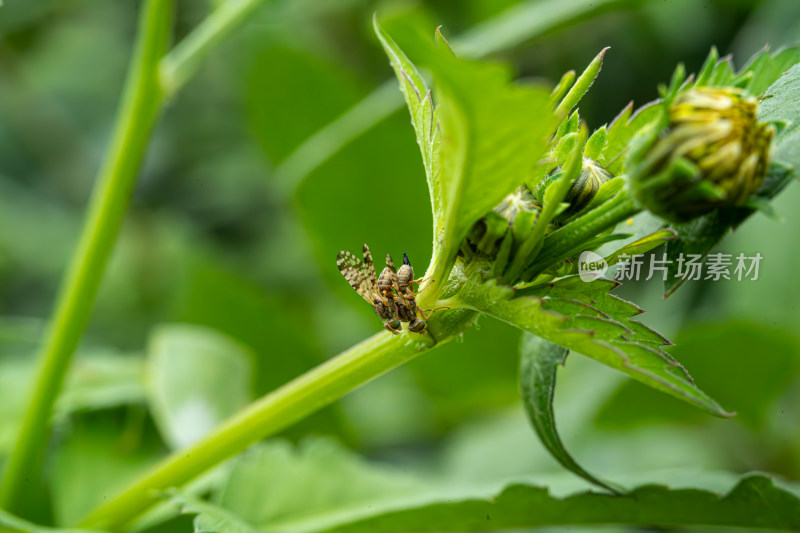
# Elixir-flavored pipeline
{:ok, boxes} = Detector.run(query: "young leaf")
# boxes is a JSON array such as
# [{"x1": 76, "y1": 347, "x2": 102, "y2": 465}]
[
  {"x1": 420, "y1": 34, "x2": 555, "y2": 298},
  {"x1": 374, "y1": 19, "x2": 442, "y2": 244},
  {"x1": 518, "y1": 333, "x2": 621, "y2": 493},
  {"x1": 554, "y1": 47, "x2": 609, "y2": 120}
]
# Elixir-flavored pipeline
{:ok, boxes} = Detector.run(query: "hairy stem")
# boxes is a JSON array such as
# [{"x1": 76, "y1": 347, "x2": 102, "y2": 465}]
[
  {"x1": 525, "y1": 193, "x2": 640, "y2": 278},
  {"x1": 0, "y1": 0, "x2": 174, "y2": 511},
  {"x1": 79, "y1": 309, "x2": 477, "y2": 529}
]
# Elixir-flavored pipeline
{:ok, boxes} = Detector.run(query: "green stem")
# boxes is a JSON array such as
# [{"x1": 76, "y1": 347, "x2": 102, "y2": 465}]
[
  {"x1": 80, "y1": 309, "x2": 477, "y2": 529},
  {"x1": 0, "y1": 0, "x2": 173, "y2": 511},
  {"x1": 524, "y1": 193, "x2": 640, "y2": 279}
]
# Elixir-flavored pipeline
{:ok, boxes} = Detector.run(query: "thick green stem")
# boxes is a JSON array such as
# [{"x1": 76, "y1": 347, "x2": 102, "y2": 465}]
[
  {"x1": 0, "y1": 0, "x2": 173, "y2": 511},
  {"x1": 524, "y1": 193, "x2": 640, "y2": 279},
  {"x1": 79, "y1": 309, "x2": 476, "y2": 529}
]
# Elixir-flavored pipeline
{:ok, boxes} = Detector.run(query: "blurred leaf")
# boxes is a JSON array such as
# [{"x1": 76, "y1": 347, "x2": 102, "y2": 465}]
[
  {"x1": 50, "y1": 418, "x2": 162, "y2": 527},
  {"x1": 0, "y1": 508, "x2": 100, "y2": 533},
  {"x1": 406, "y1": 317, "x2": 522, "y2": 425},
  {"x1": 0, "y1": 348, "x2": 145, "y2": 457},
  {"x1": 274, "y1": 475, "x2": 800, "y2": 532},
  {"x1": 595, "y1": 320, "x2": 800, "y2": 429},
  {"x1": 241, "y1": 44, "x2": 365, "y2": 165},
  {"x1": 146, "y1": 324, "x2": 253, "y2": 450},
  {"x1": 209, "y1": 438, "x2": 425, "y2": 527},
  {"x1": 57, "y1": 348, "x2": 145, "y2": 416},
  {"x1": 170, "y1": 257, "x2": 351, "y2": 441},
  {"x1": 454, "y1": 264, "x2": 730, "y2": 417},
  {"x1": 168, "y1": 437, "x2": 800, "y2": 532},
  {"x1": 519, "y1": 333, "x2": 619, "y2": 493},
  {"x1": 740, "y1": 45, "x2": 800, "y2": 96},
  {"x1": 278, "y1": 0, "x2": 636, "y2": 189},
  {"x1": 295, "y1": 112, "x2": 431, "y2": 298}
]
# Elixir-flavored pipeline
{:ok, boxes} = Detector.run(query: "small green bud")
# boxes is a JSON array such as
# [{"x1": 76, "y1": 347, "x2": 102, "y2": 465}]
[
  {"x1": 465, "y1": 185, "x2": 542, "y2": 257},
  {"x1": 540, "y1": 158, "x2": 612, "y2": 221},
  {"x1": 562, "y1": 158, "x2": 613, "y2": 218},
  {"x1": 631, "y1": 87, "x2": 774, "y2": 223},
  {"x1": 493, "y1": 185, "x2": 541, "y2": 224}
]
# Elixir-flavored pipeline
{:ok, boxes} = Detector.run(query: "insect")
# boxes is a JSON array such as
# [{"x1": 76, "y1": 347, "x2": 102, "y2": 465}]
[
  {"x1": 385, "y1": 252, "x2": 431, "y2": 334},
  {"x1": 337, "y1": 244, "x2": 401, "y2": 335}
]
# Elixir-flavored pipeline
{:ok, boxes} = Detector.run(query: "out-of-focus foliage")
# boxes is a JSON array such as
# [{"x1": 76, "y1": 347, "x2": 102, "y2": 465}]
[{"x1": 1, "y1": 0, "x2": 800, "y2": 531}]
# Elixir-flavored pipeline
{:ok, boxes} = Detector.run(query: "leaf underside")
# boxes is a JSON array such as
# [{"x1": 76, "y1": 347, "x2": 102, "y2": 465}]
[
  {"x1": 455, "y1": 264, "x2": 730, "y2": 417},
  {"x1": 518, "y1": 333, "x2": 621, "y2": 493}
]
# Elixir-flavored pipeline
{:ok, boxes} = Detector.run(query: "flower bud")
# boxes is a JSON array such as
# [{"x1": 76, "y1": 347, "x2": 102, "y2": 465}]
[
  {"x1": 631, "y1": 87, "x2": 774, "y2": 223},
  {"x1": 562, "y1": 158, "x2": 612, "y2": 219},
  {"x1": 466, "y1": 185, "x2": 542, "y2": 257},
  {"x1": 493, "y1": 184, "x2": 541, "y2": 224}
]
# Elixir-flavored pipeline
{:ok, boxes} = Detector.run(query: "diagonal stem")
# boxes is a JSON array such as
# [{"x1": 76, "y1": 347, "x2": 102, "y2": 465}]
[{"x1": 80, "y1": 309, "x2": 477, "y2": 530}]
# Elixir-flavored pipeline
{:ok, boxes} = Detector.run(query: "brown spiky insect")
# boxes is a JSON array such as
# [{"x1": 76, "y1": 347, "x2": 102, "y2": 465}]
[
  {"x1": 337, "y1": 244, "x2": 401, "y2": 334},
  {"x1": 384, "y1": 252, "x2": 434, "y2": 334}
]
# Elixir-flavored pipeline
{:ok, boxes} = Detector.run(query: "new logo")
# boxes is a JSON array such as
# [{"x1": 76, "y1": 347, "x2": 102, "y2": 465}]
[{"x1": 578, "y1": 251, "x2": 608, "y2": 282}]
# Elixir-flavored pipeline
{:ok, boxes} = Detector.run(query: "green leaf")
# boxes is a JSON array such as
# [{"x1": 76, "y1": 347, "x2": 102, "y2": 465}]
[
  {"x1": 279, "y1": 0, "x2": 634, "y2": 190},
  {"x1": 374, "y1": 25, "x2": 554, "y2": 298},
  {"x1": 170, "y1": 438, "x2": 800, "y2": 533},
  {"x1": 554, "y1": 47, "x2": 609, "y2": 120},
  {"x1": 452, "y1": 261, "x2": 730, "y2": 417},
  {"x1": 739, "y1": 45, "x2": 800, "y2": 96},
  {"x1": 0, "y1": 349, "x2": 145, "y2": 457},
  {"x1": 760, "y1": 60, "x2": 800, "y2": 164},
  {"x1": 597, "y1": 101, "x2": 661, "y2": 175},
  {"x1": 145, "y1": 324, "x2": 254, "y2": 450},
  {"x1": 603, "y1": 228, "x2": 678, "y2": 266},
  {"x1": 0, "y1": 509, "x2": 101, "y2": 533},
  {"x1": 518, "y1": 333, "x2": 620, "y2": 493},
  {"x1": 285, "y1": 475, "x2": 800, "y2": 532},
  {"x1": 50, "y1": 421, "x2": 162, "y2": 526},
  {"x1": 374, "y1": 19, "x2": 442, "y2": 259},
  {"x1": 595, "y1": 320, "x2": 800, "y2": 429}
]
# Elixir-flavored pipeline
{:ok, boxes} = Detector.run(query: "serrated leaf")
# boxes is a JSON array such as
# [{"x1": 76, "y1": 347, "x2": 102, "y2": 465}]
[
  {"x1": 453, "y1": 265, "x2": 728, "y2": 417},
  {"x1": 170, "y1": 438, "x2": 800, "y2": 533},
  {"x1": 760, "y1": 61, "x2": 800, "y2": 164},
  {"x1": 740, "y1": 45, "x2": 800, "y2": 96},
  {"x1": 598, "y1": 101, "x2": 661, "y2": 174},
  {"x1": 374, "y1": 20, "x2": 442, "y2": 244},
  {"x1": 518, "y1": 333, "x2": 620, "y2": 493}
]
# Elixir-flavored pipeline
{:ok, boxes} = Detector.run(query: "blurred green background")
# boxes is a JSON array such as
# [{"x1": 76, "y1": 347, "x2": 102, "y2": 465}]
[{"x1": 2, "y1": 0, "x2": 800, "y2": 530}]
